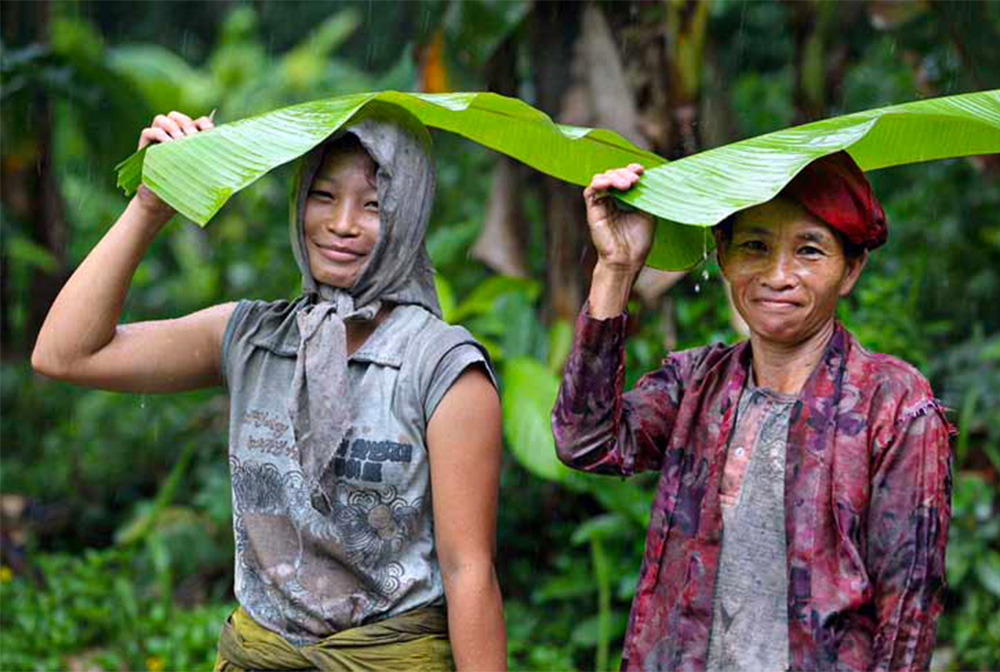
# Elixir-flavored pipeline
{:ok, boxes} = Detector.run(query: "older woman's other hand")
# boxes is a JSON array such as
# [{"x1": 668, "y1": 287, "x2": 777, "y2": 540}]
[
  {"x1": 134, "y1": 111, "x2": 215, "y2": 219},
  {"x1": 583, "y1": 163, "x2": 655, "y2": 277}
]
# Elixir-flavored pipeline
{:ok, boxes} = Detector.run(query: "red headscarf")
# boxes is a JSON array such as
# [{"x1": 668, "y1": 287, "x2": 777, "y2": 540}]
[{"x1": 781, "y1": 151, "x2": 888, "y2": 250}]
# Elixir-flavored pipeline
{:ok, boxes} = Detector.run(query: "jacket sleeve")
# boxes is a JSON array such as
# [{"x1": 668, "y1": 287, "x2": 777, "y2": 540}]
[
  {"x1": 550, "y1": 305, "x2": 691, "y2": 477},
  {"x1": 868, "y1": 396, "x2": 953, "y2": 671}
]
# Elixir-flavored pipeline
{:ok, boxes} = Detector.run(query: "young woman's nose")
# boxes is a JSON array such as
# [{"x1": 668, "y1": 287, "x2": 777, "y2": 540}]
[{"x1": 328, "y1": 201, "x2": 359, "y2": 237}]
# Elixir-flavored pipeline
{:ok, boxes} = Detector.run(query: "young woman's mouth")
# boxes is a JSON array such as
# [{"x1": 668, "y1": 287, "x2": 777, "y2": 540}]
[{"x1": 314, "y1": 242, "x2": 365, "y2": 263}]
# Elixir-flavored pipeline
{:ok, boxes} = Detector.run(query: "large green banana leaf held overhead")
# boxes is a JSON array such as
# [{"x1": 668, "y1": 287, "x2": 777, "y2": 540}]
[{"x1": 117, "y1": 89, "x2": 1000, "y2": 271}]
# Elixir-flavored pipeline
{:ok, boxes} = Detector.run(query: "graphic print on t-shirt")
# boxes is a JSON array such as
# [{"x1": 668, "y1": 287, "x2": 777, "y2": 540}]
[
  {"x1": 333, "y1": 436, "x2": 414, "y2": 484},
  {"x1": 232, "y1": 408, "x2": 424, "y2": 616},
  {"x1": 241, "y1": 409, "x2": 415, "y2": 486}
]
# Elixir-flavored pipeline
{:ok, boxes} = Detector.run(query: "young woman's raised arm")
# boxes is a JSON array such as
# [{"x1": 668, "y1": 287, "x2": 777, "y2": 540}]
[{"x1": 31, "y1": 112, "x2": 235, "y2": 393}]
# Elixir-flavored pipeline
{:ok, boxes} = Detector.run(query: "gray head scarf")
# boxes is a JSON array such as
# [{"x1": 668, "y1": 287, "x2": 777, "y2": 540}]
[{"x1": 286, "y1": 105, "x2": 441, "y2": 514}]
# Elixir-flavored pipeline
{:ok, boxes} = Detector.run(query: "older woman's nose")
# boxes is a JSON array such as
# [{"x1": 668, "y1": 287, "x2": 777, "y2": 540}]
[{"x1": 760, "y1": 249, "x2": 797, "y2": 289}]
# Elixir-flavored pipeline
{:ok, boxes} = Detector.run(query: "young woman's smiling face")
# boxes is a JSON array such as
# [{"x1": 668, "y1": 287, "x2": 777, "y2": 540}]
[
  {"x1": 718, "y1": 197, "x2": 866, "y2": 347},
  {"x1": 303, "y1": 140, "x2": 380, "y2": 288}
]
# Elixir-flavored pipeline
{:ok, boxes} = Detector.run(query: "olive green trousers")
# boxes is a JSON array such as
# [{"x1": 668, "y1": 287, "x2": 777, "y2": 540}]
[{"x1": 214, "y1": 605, "x2": 452, "y2": 671}]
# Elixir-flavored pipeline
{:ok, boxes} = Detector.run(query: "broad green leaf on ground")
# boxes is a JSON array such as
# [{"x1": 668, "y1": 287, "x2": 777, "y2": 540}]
[
  {"x1": 117, "y1": 89, "x2": 999, "y2": 270},
  {"x1": 501, "y1": 357, "x2": 573, "y2": 482}
]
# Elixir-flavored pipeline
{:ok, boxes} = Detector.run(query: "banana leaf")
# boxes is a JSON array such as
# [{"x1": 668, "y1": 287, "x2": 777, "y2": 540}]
[
  {"x1": 621, "y1": 89, "x2": 1000, "y2": 231},
  {"x1": 116, "y1": 89, "x2": 1000, "y2": 270}
]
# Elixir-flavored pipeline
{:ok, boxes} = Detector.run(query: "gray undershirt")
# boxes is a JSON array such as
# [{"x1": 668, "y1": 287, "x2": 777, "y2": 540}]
[{"x1": 706, "y1": 378, "x2": 796, "y2": 672}]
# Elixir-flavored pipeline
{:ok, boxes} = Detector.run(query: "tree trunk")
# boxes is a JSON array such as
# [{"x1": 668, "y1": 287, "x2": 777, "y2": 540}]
[
  {"x1": 788, "y1": 0, "x2": 859, "y2": 124},
  {"x1": 473, "y1": 33, "x2": 530, "y2": 277},
  {"x1": 0, "y1": 0, "x2": 69, "y2": 358},
  {"x1": 664, "y1": 0, "x2": 709, "y2": 159},
  {"x1": 531, "y1": 0, "x2": 591, "y2": 322},
  {"x1": 26, "y1": 95, "x2": 70, "y2": 354}
]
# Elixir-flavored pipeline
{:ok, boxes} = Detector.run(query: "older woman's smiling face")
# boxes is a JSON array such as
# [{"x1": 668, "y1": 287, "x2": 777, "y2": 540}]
[{"x1": 719, "y1": 197, "x2": 866, "y2": 347}]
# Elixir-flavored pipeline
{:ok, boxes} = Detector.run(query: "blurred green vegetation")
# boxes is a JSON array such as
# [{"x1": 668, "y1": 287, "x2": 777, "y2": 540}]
[{"x1": 2, "y1": 1, "x2": 998, "y2": 670}]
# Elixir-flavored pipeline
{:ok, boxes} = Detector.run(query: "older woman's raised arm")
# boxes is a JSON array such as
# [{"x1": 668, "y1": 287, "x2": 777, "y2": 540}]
[{"x1": 551, "y1": 165, "x2": 688, "y2": 476}]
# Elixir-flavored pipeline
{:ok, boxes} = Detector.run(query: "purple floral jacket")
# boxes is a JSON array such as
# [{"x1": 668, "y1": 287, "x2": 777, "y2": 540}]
[{"x1": 551, "y1": 309, "x2": 953, "y2": 671}]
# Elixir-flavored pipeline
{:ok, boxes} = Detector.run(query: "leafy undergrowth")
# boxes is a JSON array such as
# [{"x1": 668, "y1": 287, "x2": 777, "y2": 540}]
[{"x1": 0, "y1": 548, "x2": 234, "y2": 672}]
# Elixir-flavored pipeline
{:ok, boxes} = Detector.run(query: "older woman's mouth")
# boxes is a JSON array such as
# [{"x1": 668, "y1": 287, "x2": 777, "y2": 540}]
[{"x1": 753, "y1": 298, "x2": 801, "y2": 310}]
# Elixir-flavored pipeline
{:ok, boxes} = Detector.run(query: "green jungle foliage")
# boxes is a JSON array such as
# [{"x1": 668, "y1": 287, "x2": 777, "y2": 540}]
[{"x1": 2, "y1": 1, "x2": 998, "y2": 670}]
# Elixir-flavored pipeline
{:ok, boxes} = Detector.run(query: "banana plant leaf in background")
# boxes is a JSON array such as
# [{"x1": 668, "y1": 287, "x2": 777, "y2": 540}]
[{"x1": 116, "y1": 89, "x2": 1000, "y2": 270}]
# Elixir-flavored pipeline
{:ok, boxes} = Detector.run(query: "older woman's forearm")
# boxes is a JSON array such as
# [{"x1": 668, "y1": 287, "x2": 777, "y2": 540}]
[
  {"x1": 552, "y1": 306, "x2": 627, "y2": 472},
  {"x1": 442, "y1": 562, "x2": 507, "y2": 671},
  {"x1": 32, "y1": 196, "x2": 170, "y2": 377},
  {"x1": 588, "y1": 261, "x2": 639, "y2": 319}
]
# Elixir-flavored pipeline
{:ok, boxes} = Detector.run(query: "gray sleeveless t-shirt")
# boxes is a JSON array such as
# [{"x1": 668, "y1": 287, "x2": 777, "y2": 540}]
[{"x1": 221, "y1": 298, "x2": 494, "y2": 645}]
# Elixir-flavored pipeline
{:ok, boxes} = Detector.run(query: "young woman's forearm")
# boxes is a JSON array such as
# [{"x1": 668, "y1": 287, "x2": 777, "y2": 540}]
[
  {"x1": 443, "y1": 562, "x2": 507, "y2": 671},
  {"x1": 32, "y1": 196, "x2": 170, "y2": 375}
]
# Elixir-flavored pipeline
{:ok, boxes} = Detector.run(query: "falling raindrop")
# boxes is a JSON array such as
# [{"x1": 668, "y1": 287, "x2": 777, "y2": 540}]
[
  {"x1": 694, "y1": 283, "x2": 701, "y2": 293},
  {"x1": 702, "y1": 269, "x2": 709, "y2": 281}
]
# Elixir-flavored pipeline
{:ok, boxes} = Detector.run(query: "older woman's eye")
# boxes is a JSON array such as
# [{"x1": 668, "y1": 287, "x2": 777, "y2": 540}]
[
  {"x1": 365, "y1": 200, "x2": 380, "y2": 211},
  {"x1": 740, "y1": 240, "x2": 767, "y2": 252},
  {"x1": 799, "y1": 245, "x2": 824, "y2": 256}
]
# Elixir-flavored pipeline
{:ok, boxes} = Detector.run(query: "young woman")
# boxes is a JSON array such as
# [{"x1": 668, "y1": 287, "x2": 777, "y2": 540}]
[
  {"x1": 33, "y1": 107, "x2": 507, "y2": 671},
  {"x1": 553, "y1": 153, "x2": 952, "y2": 671}
]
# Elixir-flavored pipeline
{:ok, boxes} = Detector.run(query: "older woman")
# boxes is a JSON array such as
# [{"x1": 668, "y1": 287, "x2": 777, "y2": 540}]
[{"x1": 552, "y1": 152, "x2": 952, "y2": 671}]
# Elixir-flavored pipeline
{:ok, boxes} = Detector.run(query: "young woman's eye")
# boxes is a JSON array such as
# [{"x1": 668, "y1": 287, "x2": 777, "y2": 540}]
[{"x1": 308, "y1": 190, "x2": 333, "y2": 201}]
